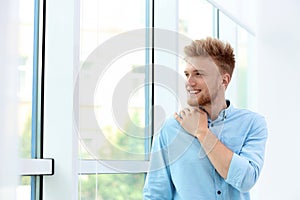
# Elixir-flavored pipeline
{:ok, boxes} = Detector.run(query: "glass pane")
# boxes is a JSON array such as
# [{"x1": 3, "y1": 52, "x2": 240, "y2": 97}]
[
  {"x1": 18, "y1": 0, "x2": 34, "y2": 159},
  {"x1": 18, "y1": 0, "x2": 34, "y2": 199},
  {"x1": 80, "y1": 0, "x2": 146, "y2": 61},
  {"x1": 219, "y1": 11, "x2": 255, "y2": 108},
  {"x1": 235, "y1": 28, "x2": 253, "y2": 107},
  {"x1": 77, "y1": 0, "x2": 148, "y2": 160},
  {"x1": 77, "y1": 0, "x2": 149, "y2": 198},
  {"x1": 217, "y1": 11, "x2": 238, "y2": 104},
  {"x1": 178, "y1": 0, "x2": 214, "y2": 38},
  {"x1": 78, "y1": 174, "x2": 144, "y2": 200},
  {"x1": 17, "y1": 177, "x2": 31, "y2": 200}
]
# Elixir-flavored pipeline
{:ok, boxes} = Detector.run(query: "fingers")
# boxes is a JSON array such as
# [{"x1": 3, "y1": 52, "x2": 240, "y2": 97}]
[
  {"x1": 181, "y1": 108, "x2": 199, "y2": 116},
  {"x1": 180, "y1": 108, "x2": 190, "y2": 117},
  {"x1": 174, "y1": 108, "x2": 199, "y2": 121},
  {"x1": 174, "y1": 112, "x2": 182, "y2": 123},
  {"x1": 175, "y1": 107, "x2": 208, "y2": 136},
  {"x1": 174, "y1": 108, "x2": 192, "y2": 123}
]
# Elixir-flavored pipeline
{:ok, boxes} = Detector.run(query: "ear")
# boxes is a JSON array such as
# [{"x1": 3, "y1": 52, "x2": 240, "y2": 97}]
[{"x1": 222, "y1": 73, "x2": 231, "y2": 90}]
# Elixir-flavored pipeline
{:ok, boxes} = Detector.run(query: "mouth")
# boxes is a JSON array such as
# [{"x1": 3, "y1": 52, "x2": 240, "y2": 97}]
[{"x1": 187, "y1": 89, "x2": 201, "y2": 95}]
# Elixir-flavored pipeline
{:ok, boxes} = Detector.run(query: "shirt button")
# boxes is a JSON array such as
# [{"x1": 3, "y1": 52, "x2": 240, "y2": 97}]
[{"x1": 217, "y1": 190, "x2": 221, "y2": 195}]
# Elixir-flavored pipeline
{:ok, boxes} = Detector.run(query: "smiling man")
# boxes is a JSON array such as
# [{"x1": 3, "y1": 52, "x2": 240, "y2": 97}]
[{"x1": 143, "y1": 37, "x2": 268, "y2": 200}]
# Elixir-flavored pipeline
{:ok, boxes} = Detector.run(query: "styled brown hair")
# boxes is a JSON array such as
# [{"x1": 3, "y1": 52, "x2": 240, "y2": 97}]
[{"x1": 184, "y1": 37, "x2": 235, "y2": 77}]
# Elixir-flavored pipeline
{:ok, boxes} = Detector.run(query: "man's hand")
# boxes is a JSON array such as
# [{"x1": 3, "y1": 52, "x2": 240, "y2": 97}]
[
  {"x1": 174, "y1": 107, "x2": 209, "y2": 137},
  {"x1": 175, "y1": 107, "x2": 233, "y2": 179}
]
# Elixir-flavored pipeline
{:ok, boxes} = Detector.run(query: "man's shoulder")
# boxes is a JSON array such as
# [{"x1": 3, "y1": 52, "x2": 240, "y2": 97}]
[
  {"x1": 229, "y1": 107, "x2": 267, "y2": 131},
  {"x1": 159, "y1": 116, "x2": 181, "y2": 135},
  {"x1": 163, "y1": 116, "x2": 180, "y2": 127},
  {"x1": 154, "y1": 116, "x2": 183, "y2": 141},
  {"x1": 231, "y1": 107, "x2": 265, "y2": 120}
]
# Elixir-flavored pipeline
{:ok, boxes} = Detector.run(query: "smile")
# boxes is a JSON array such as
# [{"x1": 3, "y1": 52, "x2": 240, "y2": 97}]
[{"x1": 188, "y1": 89, "x2": 201, "y2": 94}]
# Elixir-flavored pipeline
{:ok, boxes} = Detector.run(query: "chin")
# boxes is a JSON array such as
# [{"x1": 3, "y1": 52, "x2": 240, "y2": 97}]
[{"x1": 187, "y1": 99, "x2": 199, "y2": 107}]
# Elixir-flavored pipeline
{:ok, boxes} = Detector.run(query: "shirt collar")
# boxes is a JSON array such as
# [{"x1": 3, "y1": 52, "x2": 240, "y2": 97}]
[
  {"x1": 208, "y1": 100, "x2": 232, "y2": 123},
  {"x1": 224, "y1": 99, "x2": 232, "y2": 119}
]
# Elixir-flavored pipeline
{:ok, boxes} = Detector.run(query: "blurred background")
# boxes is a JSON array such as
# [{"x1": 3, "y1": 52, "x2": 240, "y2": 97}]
[{"x1": 1, "y1": 0, "x2": 300, "y2": 199}]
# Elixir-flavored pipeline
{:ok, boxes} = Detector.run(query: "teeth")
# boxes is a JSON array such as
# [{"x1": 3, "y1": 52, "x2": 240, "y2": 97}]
[{"x1": 189, "y1": 90, "x2": 199, "y2": 94}]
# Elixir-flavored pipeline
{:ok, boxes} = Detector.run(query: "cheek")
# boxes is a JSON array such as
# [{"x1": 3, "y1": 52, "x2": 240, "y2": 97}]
[
  {"x1": 197, "y1": 77, "x2": 207, "y2": 86},
  {"x1": 198, "y1": 78, "x2": 209, "y2": 90},
  {"x1": 206, "y1": 77, "x2": 222, "y2": 89}
]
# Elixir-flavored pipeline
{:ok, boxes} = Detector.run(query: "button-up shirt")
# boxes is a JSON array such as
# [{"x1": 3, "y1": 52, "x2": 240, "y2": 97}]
[{"x1": 143, "y1": 101, "x2": 268, "y2": 200}]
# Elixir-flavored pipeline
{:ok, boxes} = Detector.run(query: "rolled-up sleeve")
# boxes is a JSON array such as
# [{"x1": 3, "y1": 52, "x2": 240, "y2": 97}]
[{"x1": 225, "y1": 115, "x2": 268, "y2": 192}]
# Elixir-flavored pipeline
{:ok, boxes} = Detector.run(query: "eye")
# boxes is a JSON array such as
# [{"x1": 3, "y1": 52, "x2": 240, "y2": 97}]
[
  {"x1": 195, "y1": 72, "x2": 203, "y2": 76},
  {"x1": 184, "y1": 73, "x2": 189, "y2": 77}
]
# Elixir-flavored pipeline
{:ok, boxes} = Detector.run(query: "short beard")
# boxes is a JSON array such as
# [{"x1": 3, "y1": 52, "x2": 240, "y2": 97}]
[
  {"x1": 187, "y1": 92, "x2": 211, "y2": 107},
  {"x1": 187, "y1": 85, "x2": 222, "y2": 108}
]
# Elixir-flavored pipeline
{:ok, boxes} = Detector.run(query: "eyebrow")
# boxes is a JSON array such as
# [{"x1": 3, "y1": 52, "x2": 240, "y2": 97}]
[{"x1": 184, "y1": 69, "x2": 205, "y2": 74}]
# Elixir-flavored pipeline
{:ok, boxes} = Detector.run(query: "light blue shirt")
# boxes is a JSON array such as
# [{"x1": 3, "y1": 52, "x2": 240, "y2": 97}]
[{"x1": 143, "y1": 101, "x2": 268, "y2": 200}]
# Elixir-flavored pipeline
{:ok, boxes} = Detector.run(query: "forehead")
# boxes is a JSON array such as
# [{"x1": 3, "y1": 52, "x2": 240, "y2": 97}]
[{"x1": 184, "y1": 56, "x2": 219, "y2": 74}]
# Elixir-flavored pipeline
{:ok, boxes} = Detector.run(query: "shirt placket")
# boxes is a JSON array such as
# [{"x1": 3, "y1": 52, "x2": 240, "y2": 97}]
[
  {"x1": 213, "y1": 168, "x2": 224, "y2": 200},
  {"x1": 210, "y1": 111, "x2": 227, "y2": 200}
]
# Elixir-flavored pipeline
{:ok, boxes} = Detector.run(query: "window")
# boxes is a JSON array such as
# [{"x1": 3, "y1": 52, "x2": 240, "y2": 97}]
[
  {"x1": 77, "y1": 0, "x2": 150, "y2": 199},
  {"x1": 178, "y1": 0, "x2": 215, "y2": 38},
  {"x1": 15, "y1": 0, "x2": 256, "y2": 199},
  {"x1": 18, "y1": 0, "x2": 48, "y2": 199}
]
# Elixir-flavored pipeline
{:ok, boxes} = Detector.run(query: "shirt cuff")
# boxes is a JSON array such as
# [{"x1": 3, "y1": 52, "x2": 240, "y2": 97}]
[{"x1": 225, "y1": 153, "x2": 253, "y2": 192}]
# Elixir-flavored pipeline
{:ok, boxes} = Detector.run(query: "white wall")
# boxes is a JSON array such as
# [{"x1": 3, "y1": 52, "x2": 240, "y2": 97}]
[{"x1": 254, "y1": 1, "x2": 300, "y2": 199}]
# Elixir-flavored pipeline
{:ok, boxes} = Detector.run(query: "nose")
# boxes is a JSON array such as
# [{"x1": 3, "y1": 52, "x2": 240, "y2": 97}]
[{"x1": 187, "y1": 75, "x2": 196, "y2": 86}]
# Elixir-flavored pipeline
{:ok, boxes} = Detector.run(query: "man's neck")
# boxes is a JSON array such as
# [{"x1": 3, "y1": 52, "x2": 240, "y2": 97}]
[{"x1": 202, "y1": 99, "x2": 227, "y2": 121}]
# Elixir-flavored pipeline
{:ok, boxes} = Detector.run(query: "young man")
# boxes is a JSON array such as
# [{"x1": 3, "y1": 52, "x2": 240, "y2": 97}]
[{"x1": 143, "y1": 37, "x2": 268, "y2": 199}]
